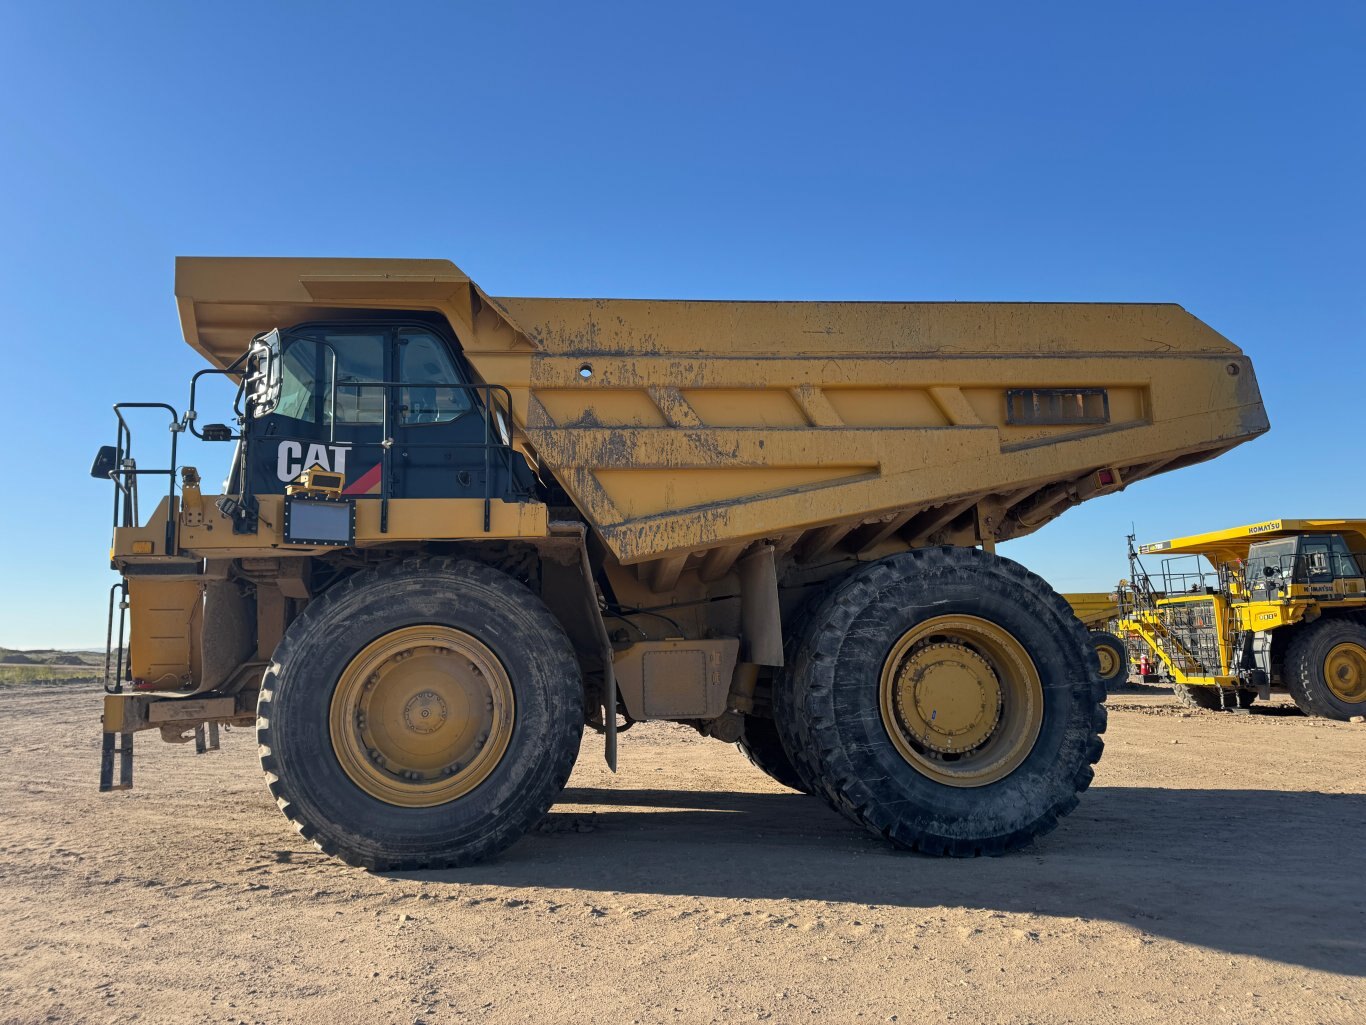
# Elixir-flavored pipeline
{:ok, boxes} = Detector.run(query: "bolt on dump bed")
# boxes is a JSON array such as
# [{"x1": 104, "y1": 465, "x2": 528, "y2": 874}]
[{"x1": 91, "y1": 257, "x2": 1268, "y2": 868}]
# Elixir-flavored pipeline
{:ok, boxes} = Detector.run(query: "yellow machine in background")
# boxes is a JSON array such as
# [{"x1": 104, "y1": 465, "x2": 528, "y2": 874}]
[
  {"x1": 90, "y1": 256, "x2": 1268, "y2": 868},
  {"x1": 1064, "y1": 593, "x2": 1130, "y2": 689},
  {"x1": 1119, "y1": 520, "x2": 1366, "y2": 718}
]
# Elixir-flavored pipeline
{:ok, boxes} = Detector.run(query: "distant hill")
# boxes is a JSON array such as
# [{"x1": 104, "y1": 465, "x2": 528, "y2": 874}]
[{"x1": 0, "y1": 648, "x2": 104, "y2": 667}]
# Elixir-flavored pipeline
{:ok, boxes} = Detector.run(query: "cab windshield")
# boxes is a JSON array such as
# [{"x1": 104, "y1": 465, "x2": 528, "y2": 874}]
[{"x1": 274, "y1": 326, "x2": 472, "y2": 427}]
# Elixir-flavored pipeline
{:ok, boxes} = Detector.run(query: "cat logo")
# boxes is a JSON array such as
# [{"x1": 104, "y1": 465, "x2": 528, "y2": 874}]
[{"x1": 277, "y1": 441, "x2": 349, "y2": 483}]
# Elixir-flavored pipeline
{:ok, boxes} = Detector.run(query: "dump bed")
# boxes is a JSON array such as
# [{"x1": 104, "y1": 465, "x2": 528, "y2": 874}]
[
  {"x1": 1065, "y1": 593, "x2": 1121, "y2": 629},
  {"x1": 176, "y1": 258, "x2": 1269, "y2": 577}
]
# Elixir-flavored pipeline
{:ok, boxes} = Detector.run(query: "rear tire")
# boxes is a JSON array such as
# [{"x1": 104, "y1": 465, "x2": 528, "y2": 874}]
[
  {"x1": 257, "y1": 558, "x2": 583, "y2": 870},
  {"x1": 1283, "y1": 617, "x2": 1366, "y2": 720},
  {"x1": 1090, "y1": 631, "x2": 1129, "y2": 690},
  {"x1": 1172, "y1": 683, "x2": 1256, "y2": 710},
  {"x1": 773, "y1": 547, "x2": 1106, "y2": 856},
  {"x1": 736, "y1": 715, "x2": 810, "y2": 793}
]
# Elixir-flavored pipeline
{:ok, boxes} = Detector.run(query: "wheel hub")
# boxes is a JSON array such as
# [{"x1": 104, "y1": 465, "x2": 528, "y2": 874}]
[
  {"x1": 329, "y1": 626, "x2": 515, "y2": 807},
  {"x1": 1325, "y1": 642, "x2": 1366, "y2": 702},
  {"x1": 894, "y1": 643, "x2": 1002, "y2": 753},
  {"x1": 1096, "y1": 646, "x2": 1118, "y2": 679},
  {"x1": 403, "y1": 689, "x2": 449, "y2": 734},
  {"x1": 878, "y1": 615, "x2": 1044, "y2": 788}
]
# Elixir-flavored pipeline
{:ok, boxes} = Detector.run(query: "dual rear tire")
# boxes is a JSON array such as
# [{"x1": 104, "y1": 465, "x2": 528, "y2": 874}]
[
  {"x1": 736, "y1": 714, "x2": 811, "y2": 794},
  {"x1": 771, "y1": 547, "x2": 1106, "y2": 856}
]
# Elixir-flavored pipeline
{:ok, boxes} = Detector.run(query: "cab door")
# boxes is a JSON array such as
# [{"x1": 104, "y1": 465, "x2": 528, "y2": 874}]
[
  {"x1": 390, "y1": 326, "x2": 503, "y2": 499},
  {"x1": 248, "y1": 326, "x2": 388, "y2": 498},
  {"x1": 1300, "y1": 536, "x2": 1334, "y2": 593}
]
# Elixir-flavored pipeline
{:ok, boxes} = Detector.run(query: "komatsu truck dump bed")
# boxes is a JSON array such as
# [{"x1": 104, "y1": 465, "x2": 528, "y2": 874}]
[{"x1": 92, "y1": 257, "x2": 1268, "y2": 868}]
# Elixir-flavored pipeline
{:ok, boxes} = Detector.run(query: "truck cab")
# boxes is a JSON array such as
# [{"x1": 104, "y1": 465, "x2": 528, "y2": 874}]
[
  {"x1": 1246, "y1": 533, "x2": 1366, "y2": 602},
  {"x1": 232, "y1": 317, "x2": 535, "y2": 510}
]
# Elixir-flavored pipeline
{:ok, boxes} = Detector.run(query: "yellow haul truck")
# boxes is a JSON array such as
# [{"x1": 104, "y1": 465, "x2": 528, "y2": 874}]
[
  {"x1": 1064, "y1": 593, "x2": 1130, "y2": 689},
  {"x1": 1119, "y1": 521, "x2": 1366, "y2": 718},
  {"x1": 91, "y1": 257, "x2": 1268, "y2": 868}
]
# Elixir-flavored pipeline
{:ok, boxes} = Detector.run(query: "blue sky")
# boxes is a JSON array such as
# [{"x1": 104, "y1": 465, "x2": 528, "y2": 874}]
[{"x1": 0, "y1": 3, "x2": 1361, "y2": 647}]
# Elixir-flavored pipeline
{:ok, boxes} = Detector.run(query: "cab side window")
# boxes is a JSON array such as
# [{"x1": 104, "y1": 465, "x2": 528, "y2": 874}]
[
  {"x1": 277, "y1": 338, "x2": 320, "y2": 422},
  {"x1": 398, "y1": 330, "x2": 472, "y2": 425},
  {"x1": 276, "y1": 332, "x2": 386, "y2": 426},
  {"x1": 1301, "y1": 538, "x2": 1332, "y2": 583},
  {"x1": 1330, "y1": 535, "x2": 1363, "y2": 579}
]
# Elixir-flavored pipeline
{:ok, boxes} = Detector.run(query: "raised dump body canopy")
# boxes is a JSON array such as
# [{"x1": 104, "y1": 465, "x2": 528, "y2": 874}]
[
  {"x1": 176, "y1": 257, "x2": 1268, "y2": 582},
  {"x1": 1140, "y1": 519, "x2": 1366, "y2": 568}
]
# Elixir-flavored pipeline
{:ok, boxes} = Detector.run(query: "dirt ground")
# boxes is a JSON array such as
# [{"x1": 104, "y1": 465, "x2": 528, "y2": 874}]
[{"x1": 1, "y1": 683, "x2": 1363, "y2": 1025}]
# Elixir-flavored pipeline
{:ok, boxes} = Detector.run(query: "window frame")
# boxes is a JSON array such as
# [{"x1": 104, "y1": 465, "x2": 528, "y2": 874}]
[
  {"x1": 395, "y1": 326, "x2": 477, "y2": 429},
  {"x1": 275, "y1": 319, "x2": 480, "y2": 433}
]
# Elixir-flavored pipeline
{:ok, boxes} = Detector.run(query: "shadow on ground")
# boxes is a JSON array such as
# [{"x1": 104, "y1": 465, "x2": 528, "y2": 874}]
[{"x1": 399, "y1": 784, "x2": 1366, "y2": 977}]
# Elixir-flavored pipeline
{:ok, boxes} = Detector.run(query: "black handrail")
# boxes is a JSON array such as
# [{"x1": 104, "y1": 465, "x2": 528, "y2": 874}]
[
  {"x1": 104, "y1": 581, "x2": 128, "y2": 694},
  {"x1": 109, "y1": 403, "x2": 181, "y2": 554},
  {"x1": 102, "y1": 381, "x2": 521, "y2": 550},
  {"x1": 186, "y1": 351, "x2": 247, "y2": 440}
]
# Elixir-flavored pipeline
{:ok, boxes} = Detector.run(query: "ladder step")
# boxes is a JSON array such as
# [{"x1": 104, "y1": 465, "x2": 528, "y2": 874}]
[
  {"x1": 98, "y1": 731, "x2": 133, "y2": 791},
  {"x1": 193, "y1": 721, "x2": 222, "y2": 754}
]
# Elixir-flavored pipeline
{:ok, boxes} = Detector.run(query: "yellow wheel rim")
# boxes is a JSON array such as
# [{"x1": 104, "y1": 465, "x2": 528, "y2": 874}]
[
  {"x1": 1095, "y1": 642, "x2": 1121, "y2": 681},
  {"x1": 1324, "y1": 642, "x2": 1366, "y2": 703},
  {"x1": 879, "y1": 614, "x2": 1044, "y2": 788},
  {"x1": 328, "y1": 625, "x2": 514, "y2": 807}
]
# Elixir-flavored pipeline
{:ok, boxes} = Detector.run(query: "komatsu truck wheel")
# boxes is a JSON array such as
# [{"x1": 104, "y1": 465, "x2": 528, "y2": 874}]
[
  {"x1": 773, "y1": 547, "x2": 1106, "y2": 856},
  {"x1": 1089, "y1": 631, "x2": 1129, "y2": 690},
  {"x1": 736, "y1": 715, "x2": 811, "y2": 794},
  {"x1": 257, "y1": 559, "x2": 583, "y2": 870},
  {"x1": 1283, "y1": 617, "x2": 1366, "y2": 720}
]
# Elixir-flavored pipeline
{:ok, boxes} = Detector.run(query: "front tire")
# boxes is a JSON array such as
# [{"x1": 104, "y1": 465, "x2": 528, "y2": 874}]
[
  {"x1": 773, "y1": 547, "x2": 1106, "y2": 857},
  {"x1": 1283, "y1": 617, "x2": 1366, "y2": 720},
  {"x1": 257, "y1": 558, "x2": 583, "y2": 870}
]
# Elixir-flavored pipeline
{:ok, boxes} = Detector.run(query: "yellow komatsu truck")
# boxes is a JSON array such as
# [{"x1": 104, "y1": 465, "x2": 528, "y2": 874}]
[
  {"x1": 91, "y1": 257, "x2": 1268, "y2": 868},
  {"x1": 1119, "y1": 521, "x2": 1366, "y2": 718}
]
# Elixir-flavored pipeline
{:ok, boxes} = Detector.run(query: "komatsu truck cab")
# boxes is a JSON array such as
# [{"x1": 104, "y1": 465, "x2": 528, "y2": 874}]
[{"x1": 92, "y1": 256, "x2": 1268, "y2": 869}]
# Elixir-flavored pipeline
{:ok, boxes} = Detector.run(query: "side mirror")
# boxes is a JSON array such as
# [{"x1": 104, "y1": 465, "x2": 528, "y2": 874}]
[
  {"x1": 90, "y1": 445, "x2": 118, "y2": 480},
  {"x1": 246, "y1": 328, "x2": 283, "y2": 418}
]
